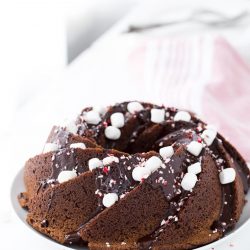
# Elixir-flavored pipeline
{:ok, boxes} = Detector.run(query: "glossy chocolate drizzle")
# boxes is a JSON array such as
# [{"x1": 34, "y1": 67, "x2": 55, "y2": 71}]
[
  {"x1": 139, "y1": 133, "x2": 249, "y2": 249},
  {"x1": 64, "y1": 152, "x2": 157, "y2": 244},
  {"x1": 71, "y1": 103, "x2": 249, "y2": 248},
  {"x1": 31, "y1": 102, "x2": 249, "y2": 249},
  {"x1": 47, "y1": 126, "x2": 71, "y2": 149}
]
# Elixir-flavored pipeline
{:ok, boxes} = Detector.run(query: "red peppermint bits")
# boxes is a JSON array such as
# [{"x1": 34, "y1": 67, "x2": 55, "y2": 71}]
[
  {"x1": 95, "y1": 192, "x2": 103, "y2": 197},
  {"x1": 103, "y1": 121, "x2": 108, "y2": 127},
  {"x1": 163, "y1": 181, "x2": 168, "y2": 186},
  {"x1": 197, "y1": 138, "x2": 202, "y2": 143},
  {"x1": 106, "y1": 118, "x2": 111, "y2": 124},
  {"x1": 103, "y1": 166, "x2": 109, "y2": 174}
]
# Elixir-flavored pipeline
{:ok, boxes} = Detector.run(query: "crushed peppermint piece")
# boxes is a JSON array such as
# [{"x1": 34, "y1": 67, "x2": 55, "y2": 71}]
[
  {"x1": 102, "y1": 193, "x2": 118, "y2": 207},
  {"x1": 174, "y1": 111, "x2": 191, "y2": 122},
  {"x1": 69, "y1": 143, "x2": 86, "y2": 150},
  {"x1": 57, "y1": 170, "x2": 77, "y2": 183},
  {"x1": 120, "y1": 194, "x2": 126, "y2": 199},
  {"x1": 88, "y1": 158, "x2": 103, "y2": 171},
  {"x1": 84, "y1": 110, "x2": 101, "y2": 125},
  {"x1": 159, "y1": 146, "x2": 174, "y2": 160},
  {"x1": 105, "y1": 126, "x2": 121, "y2": 140},
  {"x1": 160, "y1": 219, "x2": 166, "y2": 226},
  {"x1": 150, "y1": 109, "x2": 165, "y2": 123},
  {"x1": 127, "y1": 101, "x2": 144, "y2": 114},
  {"x1": 187, "y1": 141, "x2": 203, "y2": 156},
  {"x1": 181, "y1": 172, "x2": 197, "y2": 191},
  {"x1": 103, "y1": 166, "x2": 109, "y2": 174},
  {"x1": 110, "y1": 112, "x2": 125, "y2": 128},
  {"x1": 219, "y1": 168, "x2": 236, "y2": 184},
  {"x1": 188, "y1": 162, "x2": 202, "y2": 175},
  {"x1": 103, "y1": 121, "x2": 108, "y2": 127}
]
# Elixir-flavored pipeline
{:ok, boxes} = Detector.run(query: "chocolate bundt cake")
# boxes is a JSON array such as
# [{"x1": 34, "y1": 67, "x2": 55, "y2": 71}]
[{"x1": 18, "y1": 101, "x2": 250, "y2": 250}]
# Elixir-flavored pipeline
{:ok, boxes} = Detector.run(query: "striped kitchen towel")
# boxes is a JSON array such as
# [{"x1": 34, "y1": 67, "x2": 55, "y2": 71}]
[{"x1": 124, "y1": 35, "x2": 250, "y2": 160}]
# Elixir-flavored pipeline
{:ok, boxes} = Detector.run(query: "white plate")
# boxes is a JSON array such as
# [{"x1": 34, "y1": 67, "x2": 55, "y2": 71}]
[{"x1": 11, "y1": 168, "x2": 250, "y2": 250}]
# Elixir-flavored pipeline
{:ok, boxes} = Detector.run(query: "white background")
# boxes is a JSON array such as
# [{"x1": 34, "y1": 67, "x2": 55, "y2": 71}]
[{"x1": 1, "y1": 0, "x2": 250, "y2": 249}]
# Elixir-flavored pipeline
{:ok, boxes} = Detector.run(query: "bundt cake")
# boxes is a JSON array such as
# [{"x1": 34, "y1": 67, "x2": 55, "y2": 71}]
[{"x1": 18, "y1": 101, "x2": 250, "y2": 250}]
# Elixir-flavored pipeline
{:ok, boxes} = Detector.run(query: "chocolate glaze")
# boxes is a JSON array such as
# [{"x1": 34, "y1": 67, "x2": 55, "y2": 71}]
[
  {"x1": 137, "y1": 128, "x2": 202, "y2": 248},
  {"x1": 47, "y1": 126, "x2": 70, "y2": 149},
  {"x1": 219, "y1": 136, "x2": 249, "y2": 192},
  {"x1": 64, "y1": 152, "x2": 158, "y2": 243},
  {"x1": 138, "y1": 135, "x2": 248, "y2": 249},
  {"x1": 94, "y1": 153, "x2": 153, "y2": 206},
  {"x1": 52, "y1": 149, "x2": 79, "y2": 180},
  {"x1": 58, "y1": 103, "x2": 250, "y2": 247},
  {"x1": 36, "y1": 148, "x2": 83, "y2": 195},
  {"x1": 22, "y1": 101, "x2": 250, "y2": 249},
  {"x1": 209, "y1": 138, "x2": 248, "y2": 232},
  {"x1": 77, "y1": 107, "x2": 104, "y2": 139}
]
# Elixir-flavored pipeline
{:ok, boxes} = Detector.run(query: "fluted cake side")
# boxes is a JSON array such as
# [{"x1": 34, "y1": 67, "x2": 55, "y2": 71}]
[{"x1": 19, "y1": 101, "x2": 249, "y2": 250}]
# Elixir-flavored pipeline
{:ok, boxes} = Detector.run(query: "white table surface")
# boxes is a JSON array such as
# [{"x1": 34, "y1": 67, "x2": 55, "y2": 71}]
[{"x1": 2, "y1": 0, "x2": 250, "y2": 249}]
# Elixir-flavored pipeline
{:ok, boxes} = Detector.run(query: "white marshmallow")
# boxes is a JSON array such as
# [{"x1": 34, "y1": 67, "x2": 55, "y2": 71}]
[
  {"x1": 206, "y1": 124, "x2": 218, "y2": 132},
  {"x1": 103, "y1": 156, "x2": 119, "y2": 165},
  {"x1": 102, "y1": 193, "x2": 119, "y2": 207},
  {"x1": 104, "y1": 126, "x2": 121, "y2": 140},
  {"x1": 202, "y1": 129, "x2": 217, "y2": 146},
  {"x1": 188, "y1": 162, "x2": 202, "y2": 175},
  {"x1": 181, "y1": 172, "x2": 197, "y2": 191},
  {"x1": 88, "y1": 158, "x2": 103, "y2": 171},
  {"x1": 110, "y1": 112, "x2": 125, "y2": 128},
  {"x1": 186, "y1": 141, "x2": 203, "y2": 156},
  {"x1": 174, "y1": 111, "x2": 191, "y2": 122},
  {"x1": 127, "y1": 101, "x2": 144, "y2": 114},
  {"x1": 70, "y1": 143, "x2": 86, "y2": 150},
  {"x1": 150, "y1": 109, "x2": 165, "y2": 123},
  {"x1": 145, "y1": 156, "x2": 162, "y2": 173},
  {"x1": 132, "y1": 166, "x2": 150, "y2": 181},
  {"x1": 159, "y1": 146, "x2": 174, "y2": 160},
  {"x1": 84, "y1": 110, "x2": 101, "y2": 125},
  {"x1": 65, "y1": 120, "x2": 78, "y2": 134},
  {"x1": 43, "y1": 143, "x2": 59, "y2": 153},
  {"x1": 57, "y1": 170, "x2": 77, "y2": 183},
  {"x1": 92, "y1": 105, "x2": 106, "y2": 115},
  {"x1": 219, "y1": 168, "x2": 236, "y2": 184}
]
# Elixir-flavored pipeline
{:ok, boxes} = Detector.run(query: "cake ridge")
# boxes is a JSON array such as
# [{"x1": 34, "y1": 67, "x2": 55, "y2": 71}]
[{"x1": 19, "y1": 101, "x2": 250, "y2": 250}]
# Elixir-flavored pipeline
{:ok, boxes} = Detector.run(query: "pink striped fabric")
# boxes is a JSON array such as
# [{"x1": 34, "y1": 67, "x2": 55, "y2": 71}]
[{"x1": 127, "y1": 36, "x2": 250, "y2": 160}]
